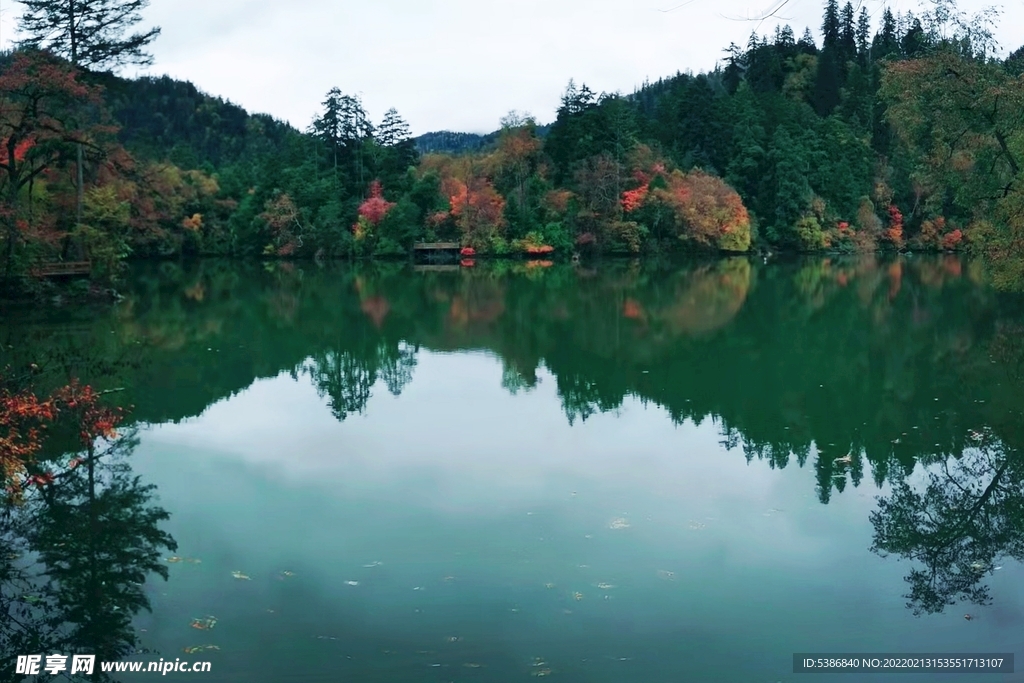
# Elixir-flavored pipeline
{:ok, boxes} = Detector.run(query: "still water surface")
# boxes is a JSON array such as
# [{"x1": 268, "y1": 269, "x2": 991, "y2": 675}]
[{"x1": 3, "y1": 256, "x2": 1023, "y2": 682}]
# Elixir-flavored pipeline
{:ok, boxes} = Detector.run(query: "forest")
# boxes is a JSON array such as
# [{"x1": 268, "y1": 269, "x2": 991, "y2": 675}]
[{"x1": 0, "y1": 0, "x2": 1022, "y2": 292}]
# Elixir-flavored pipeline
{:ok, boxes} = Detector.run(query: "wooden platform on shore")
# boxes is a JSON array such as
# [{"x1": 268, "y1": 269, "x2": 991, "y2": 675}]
[
  {"x1": 413, "y1": 242, "x2": 460, "y2": 252},
  {"x1": 29, "y1": 261, "x2": 92, "y2": 278}
]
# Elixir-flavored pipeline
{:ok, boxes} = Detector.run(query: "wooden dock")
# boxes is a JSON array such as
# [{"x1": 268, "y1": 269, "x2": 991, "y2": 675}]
[
  {"x1": 413, "y1": 242, "x2": 461, "y2": 253},
  {"x1": 29, "y1": 261, "x2": 92, "y2": 278}
]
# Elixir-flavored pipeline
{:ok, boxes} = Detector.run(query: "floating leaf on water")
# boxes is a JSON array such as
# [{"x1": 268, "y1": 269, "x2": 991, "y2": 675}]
[
  {"x1": 166, "y1": 556, "x2": 183, "y2": 563},
  {"x1": 446, "y1": 636, "x2": 461, "y2": 643},
  {"x1": 964, "y1": 614, "x2": 974, "y2": 621},
  {"x1": 584, "y1": 534, "x2": 593, "y2": 539},
  {"x1": 183, "y1": 645, "x2": 220, "y2": 654},
  {"x1": 413, "y1": 586, "x2": 424, "y2": 591},
  {"x1": 572, "y1": 592, "x2": 583, "y2": 601},
  {"x1": 231, "y1": 571, "x2": 251, "y2": 580},
  {"x1": 279, "y1": 570, "x2": 295, "y2": 577},
  {"x1": 21, "y1": 594, "x2": 43, "y2": 604},
  {"x1": 185, "y1": 558, "x2": 202, "y2": 564},
  {"x1": 345, "y1": 580, "x2": 359, "y2": 586},
  {"x1": 994, "y1": 566, "x2": 1003, "y2": 571},
  {"x1": 609, "y1": 518, "x2": 630, "y2": 530},
  {"x1": 362, "y1": 561, "x2": 382, "y2": 568},
  {"x1": 510, "y1": 608, "x2": 520, "y2": 613},
  {"x1": 190, "y1": 616, "x2": 217, "y2": 630},
  {"x1": 443, "y1": 576, "x2": 456, "y2": 582},
  {"x1": 266, "y1": 609, "x2": 275, "y2": 614},
  {"x1": 688, "y1": 521, "x2": 706, "y2": 530},
  {"x1": 463, "y1": 663, "x2": 483, "y2": 668},
  {"x1": 657, "y1": 570, "x2": 675, "y2": 580},
  {"x1": 544, "y1": 583, "x2": 556, "y2": 589},
  {"x1": 596, "y1": 583, "x2": 615, "y2": 590},
  {"x1": 531, "y1": 668, "x2": 553, "y2": 677}
]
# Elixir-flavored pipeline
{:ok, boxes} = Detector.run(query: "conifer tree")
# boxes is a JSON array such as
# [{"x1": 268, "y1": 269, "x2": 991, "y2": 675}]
[
  {"x1": 821, "y1": 0, "x2": 841, "y2": 51},
  {"x1": 856, "y1": 7, "x2": 872, "y2": 61},
  {"x1": 16, "y1": 0, "x2": 161, "y2": 69},
  {"x1": 16, "y1": 0, "x2": 161, "y2": 228}
]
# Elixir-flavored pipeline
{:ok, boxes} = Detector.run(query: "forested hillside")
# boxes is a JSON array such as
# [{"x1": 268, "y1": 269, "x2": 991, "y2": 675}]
[{"x1": 1, "y1": 0, "x2": 1022, "y2": 291}]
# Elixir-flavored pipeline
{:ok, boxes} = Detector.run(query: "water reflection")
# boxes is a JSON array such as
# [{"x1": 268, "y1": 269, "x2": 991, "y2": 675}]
[
  {"x1": 871, "y1": 437, "x2": 1024, "y2": 616},
  {"x1": 2, "y1": 255, "x2": 1023, "y2": 630},
  {"x1": 0, "y1": 431, "x2": 176, "y2": 681}
]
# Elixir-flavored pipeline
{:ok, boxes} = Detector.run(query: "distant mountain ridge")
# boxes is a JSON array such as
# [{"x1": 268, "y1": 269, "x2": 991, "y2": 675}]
[{"x1": 414, "y1": 124, "x2": 550, "y2": 155}]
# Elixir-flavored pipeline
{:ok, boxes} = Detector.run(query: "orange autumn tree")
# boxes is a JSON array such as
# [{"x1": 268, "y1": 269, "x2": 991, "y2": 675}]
[
  {"x1": 423, "y1": 155, "x2": 506, "y2": 247},
  {"x1": 451, "y1": 176, "x2": 506, "y2": 245},
  {"x1": 649, "y1": 170, "x2": 752, "y2": 252}
]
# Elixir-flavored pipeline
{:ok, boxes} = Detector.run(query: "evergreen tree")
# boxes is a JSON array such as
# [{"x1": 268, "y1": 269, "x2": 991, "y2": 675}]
[
  {"x1": 812, "y1": 48, "x2": 842, "y2": 116},
  {"x1": 856, "y1": 8, "x2": 872, "y2": 61},
  {"x1": 822, "y1": 0, "x2": 841, "y2": 51},
  {"x1": 901, "y1": 18, "x2": 928, "y2": 57},
  {"x1": 798, "y1": 28, "x2": 818, "y2": 54},
  {"x1": 873, "y1": 8, "x2": 899, "y2": 58},
  {"x1": 839, "y1": 2, "x2": 857, "y2": 65},
  {"x1": 377, "y1": 108, "x2": 412, "y2": 147},
  {"x1": 16, "y1": 0, "x2": 161, "y2": 69}
]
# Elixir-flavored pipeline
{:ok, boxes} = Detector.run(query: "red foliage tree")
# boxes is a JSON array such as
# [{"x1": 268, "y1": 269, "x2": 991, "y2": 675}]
[
  {"x1": 1, "y1": 376, "x2": 123, "y2": 500},
  {"x1": 0, "y1": 51, "x2": 106, "y2": 276},
  {"x1": 357, "y1": 180, "x2": 395, "y2": 226}
]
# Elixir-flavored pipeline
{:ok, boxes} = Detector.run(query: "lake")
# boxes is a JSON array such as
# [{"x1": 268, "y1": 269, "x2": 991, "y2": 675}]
[{"x1": 2, "y1": 255, "x2": 1023, "y2": 682}]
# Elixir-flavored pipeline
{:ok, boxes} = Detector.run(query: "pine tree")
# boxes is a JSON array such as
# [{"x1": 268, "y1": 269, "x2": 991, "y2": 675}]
[
  {"x1": 812, "y1": 49, "x2": 842, "y2": 116},
  {"x1": 872, "y1": 8, "x2": 899, "y2": 58},
  {"x1": 798, "y1": 28, "x2": 818, "y2": 54},
  {"x1": 16, "y1": 0, "x2": 161, "y2": 231},
  {"x1": 822, "y1": 0, "x2": 841, "y2": 51},
  {"x1": 16, "y1": 0, "x2": 161, "y2": 69},
  {"x1": 377, "y1": 108, "x2": 412, "y2": 147},
  {"x1": 901, "y1": 17, "x2": 928, "y2": 57},
  {"x1": 856, "y1": 7, "x2": 872, "y2": 61},
  {"x1": 839, "y1": 2, "x2": 857, "y2": 66}
]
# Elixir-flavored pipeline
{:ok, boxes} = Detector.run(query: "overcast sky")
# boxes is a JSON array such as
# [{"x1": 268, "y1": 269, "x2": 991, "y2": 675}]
[{"x1": 1, "y1": 0, "x2": 1021, "y2": 135}]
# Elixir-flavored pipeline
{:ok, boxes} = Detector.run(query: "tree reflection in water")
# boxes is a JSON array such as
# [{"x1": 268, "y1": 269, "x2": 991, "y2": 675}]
[
  {"x1": 1, "y1": 430, "x2": 176, "y2": 682},
  {"x1": 2, "y1": 255, "x2": 1024, "y2": 622},
  {"x1": 871, "y1": 437, "x2": 1024, "y2": 616}
]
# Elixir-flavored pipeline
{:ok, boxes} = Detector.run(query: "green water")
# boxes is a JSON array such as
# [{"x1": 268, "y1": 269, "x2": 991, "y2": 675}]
[{"x1": 3, "y1": 256, "x2": 1023, "y2": 682}]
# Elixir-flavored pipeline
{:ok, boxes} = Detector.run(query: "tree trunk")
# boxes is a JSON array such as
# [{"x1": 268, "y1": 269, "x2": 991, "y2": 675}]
[{"x1": 77, "y1": 142, "x2": 85, "y2": 225}]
